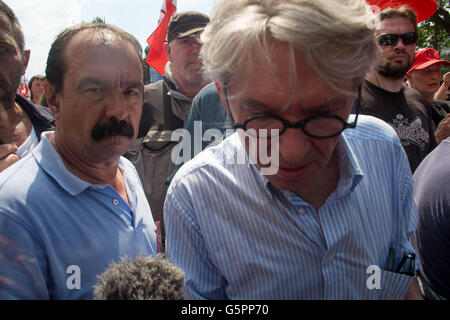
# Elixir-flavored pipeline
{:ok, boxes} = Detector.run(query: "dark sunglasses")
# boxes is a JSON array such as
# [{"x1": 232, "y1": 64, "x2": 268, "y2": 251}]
[{"x1": 377, "y1": 32, "x2": 418, "y2": 46}]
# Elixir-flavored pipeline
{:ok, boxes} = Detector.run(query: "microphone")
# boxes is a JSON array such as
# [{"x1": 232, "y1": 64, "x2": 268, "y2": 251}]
[{"x1": 93, "y1": 254, "x2": 184, "y2": 300}]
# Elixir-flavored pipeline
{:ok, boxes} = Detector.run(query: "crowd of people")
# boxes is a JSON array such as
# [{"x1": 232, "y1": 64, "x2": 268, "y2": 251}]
[{"x1": 0, "y1": 0, "x2": 449, "y2": 300}]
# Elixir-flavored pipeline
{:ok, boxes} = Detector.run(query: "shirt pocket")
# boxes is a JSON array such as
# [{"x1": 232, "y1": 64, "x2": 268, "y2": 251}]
[{"x1": 377, "y1": 269, "x2": 413, "y2": 300}]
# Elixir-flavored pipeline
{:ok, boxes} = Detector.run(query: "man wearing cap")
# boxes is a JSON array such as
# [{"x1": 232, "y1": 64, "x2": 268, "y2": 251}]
[
  {"x1": 406, "y1": 48, "x2": 450, "y2": 144},
  {"x1": 359, "y1": 7, "x2": 437, "y2": 173},
  {"x1": 126, "y1": 11, "x2": 209, "y2": 251}
]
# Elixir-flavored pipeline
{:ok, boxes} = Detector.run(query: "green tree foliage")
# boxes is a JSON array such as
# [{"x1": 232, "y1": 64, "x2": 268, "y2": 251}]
[
  {"x1": 417, "y1": 0, "x2": 450, "y2": 73},
  {"x1": 92, "y1": 16, "x2": 106, "y2": 24}
]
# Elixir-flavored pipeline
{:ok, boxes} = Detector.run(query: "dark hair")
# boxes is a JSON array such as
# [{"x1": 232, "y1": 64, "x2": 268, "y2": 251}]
[
  {"x1": 45, "y1": 22, "x2": 143, "y2": 93},
  {"x1": 380, "y1": 7, "x2": 418, "y2": 32},
  {"x1": 28, "y1": 74, "x2": 45, "y2": 100},
  {"x1": 0, "y1": 0, "x2": 25, "y2": 54}
]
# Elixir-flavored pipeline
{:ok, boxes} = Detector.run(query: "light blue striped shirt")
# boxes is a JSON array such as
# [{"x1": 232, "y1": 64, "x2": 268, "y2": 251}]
[{"x1": 164, "y1": 115, "x2": 419, "y2": 300}]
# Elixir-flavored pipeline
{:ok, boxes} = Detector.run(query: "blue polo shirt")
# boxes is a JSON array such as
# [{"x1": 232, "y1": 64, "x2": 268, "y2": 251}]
[{"x1": 0, "y1": 132, "x2": 157, "y2": 299}]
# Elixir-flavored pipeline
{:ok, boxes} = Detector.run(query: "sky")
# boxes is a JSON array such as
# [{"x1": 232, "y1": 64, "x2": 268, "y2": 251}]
[{"x1": 5, "y1": 0, "x2": 215, "y2": 80}]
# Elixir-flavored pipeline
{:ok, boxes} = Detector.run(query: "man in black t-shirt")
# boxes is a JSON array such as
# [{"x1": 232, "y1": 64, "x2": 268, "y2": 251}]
[{"x1": 360, "y1": 7, "x2": 436, "y2": 173}]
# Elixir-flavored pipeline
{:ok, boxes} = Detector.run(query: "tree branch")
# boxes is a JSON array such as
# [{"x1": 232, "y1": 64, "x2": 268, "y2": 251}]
[{"x1": 430, "y1": 8, "x2": 450, "y2": 34}]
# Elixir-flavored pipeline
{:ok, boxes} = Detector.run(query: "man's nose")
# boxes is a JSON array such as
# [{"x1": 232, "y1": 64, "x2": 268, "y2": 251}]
[
  {"x1": 431, "y1": 69, "x2": 442, "y2": 80},
  {"x1": 105, "y1": 90, "x2": 128, "y2": 121},
  {"x1": 394, "y1": 38, "x2": 408, "y2": 49},
  {"x1": 278, "y1": 127, "x2": 312, "y2": 165},
  {"x1": 189, "y1": 40, "x2": 201, "y2": 53}
]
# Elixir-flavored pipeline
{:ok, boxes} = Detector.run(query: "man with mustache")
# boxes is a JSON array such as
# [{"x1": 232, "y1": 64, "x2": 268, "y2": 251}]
[
  {"x1": 126, "y1": 11, "x2": 209, "y2": 252},
  {"x1": 0, "y1": 1, "x2": 54, "y2": 173},
  {"x1": 360, "y1": 7, "x2": 437, "y2": 173},
  {"x1": 0, "y1": 22, "x2": 158, "y2": 299}
]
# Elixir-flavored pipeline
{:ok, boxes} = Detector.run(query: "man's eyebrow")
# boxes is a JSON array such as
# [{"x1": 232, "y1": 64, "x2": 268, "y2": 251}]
[
  {"x1": 239, "y1": 98, "x2": 275, "y2": 111},
  {"x1": 76, "y1": 77, "x2": 143, "y2": 89},
  {"x1": 310, "y1": 97, "x2": 349, "y2": 113},
  {"x1": 76, "y1": 77, "x2": 109, "y2": 89},
  {"x1": 126, "y1": 81, "x2": 144, "y2": 88}
]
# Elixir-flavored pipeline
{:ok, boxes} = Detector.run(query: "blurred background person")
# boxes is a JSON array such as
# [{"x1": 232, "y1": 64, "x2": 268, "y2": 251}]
[
  {"x1": 406, "y1": 48, "x2": 450, "y2": 144},
  {"x1": 126, "y1": 11, "x2": 210, "y2": 251},
  {"x1": 406, "y1": 49, "x2": 450, "y2": 105},
  {"x1": 0, "y1": 1, "x2": 54, "y2": 173},
  {"x1": 412, "y1": 134, "x2": 450, "y2": 300},
  {"x1": 28, "y1": 74, "x2": 45, "y2": 105}
]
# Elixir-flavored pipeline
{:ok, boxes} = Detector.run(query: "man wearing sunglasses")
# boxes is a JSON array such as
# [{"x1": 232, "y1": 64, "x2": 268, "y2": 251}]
[
  {"x1": 360, "y1": 7, "x2": 437, "y2": 173},
  {"x1": 164, "y1": 0, "x2": 421, "y2": 300}
]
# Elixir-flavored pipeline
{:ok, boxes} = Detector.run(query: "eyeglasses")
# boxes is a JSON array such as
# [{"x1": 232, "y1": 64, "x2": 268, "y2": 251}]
[
  {"x1": 376, "y1": 32, "x2": 418, "y2": 47},
  {"x1": 223, "y1": 88, "x2": 360, "y2": 139}
]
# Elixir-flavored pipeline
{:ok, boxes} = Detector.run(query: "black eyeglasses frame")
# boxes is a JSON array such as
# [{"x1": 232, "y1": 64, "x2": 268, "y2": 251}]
[{"x1": 222, "y1": 87, "x2": 361, "y2": 139}]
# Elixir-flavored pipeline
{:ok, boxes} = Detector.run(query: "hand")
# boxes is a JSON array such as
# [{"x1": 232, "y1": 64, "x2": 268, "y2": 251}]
[
  {"x1": 404, "y1": 277, "x2": 424, "y2": 300},
  {"x1": 434, "y1": 72, "x2": 450, "y2": 101},
  {"x1": 0, "y1": 144, "x2": 20, "y2": 173},
  {"x1": 435, "y1": 114, "x2": 450, "y2": 145},
  {"x1": 442, "y1": 72, "x2": 450, "y2": 87}
]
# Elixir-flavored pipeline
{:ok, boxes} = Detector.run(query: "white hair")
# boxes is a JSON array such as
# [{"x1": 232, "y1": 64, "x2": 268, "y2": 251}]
[{"x1": 200, "y1": 0, "x2": 378, "y2": 97}]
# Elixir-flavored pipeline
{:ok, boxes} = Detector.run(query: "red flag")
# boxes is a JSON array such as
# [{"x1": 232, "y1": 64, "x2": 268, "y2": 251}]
[
  {"x1": 17, "y1": 76, "x2": 30, "y2": 99},
  {"x1": 146, "y1": 0, "x2": 177, "y2": 75},
  {"x1": 365, "y1": 0, "x2": 437, "y2": 22}
]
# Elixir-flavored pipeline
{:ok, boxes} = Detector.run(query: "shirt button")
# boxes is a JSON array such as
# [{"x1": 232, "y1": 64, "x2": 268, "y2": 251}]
[
  {"x1": 298, "y1": 209, "x2": 305, "y2": 214},
  {"x1": 112, "y1": 199, "x2": 119, "y2": 206}
]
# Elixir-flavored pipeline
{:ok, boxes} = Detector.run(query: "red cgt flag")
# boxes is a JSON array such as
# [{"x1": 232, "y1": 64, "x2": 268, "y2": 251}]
[
  {"x1": 365, "y1": 0, "x2": 437, "y2": 22},
  {"x1": 146, "y1": 0, "x2": 177, "y2": 75},
  {"x1": 17, "y1": 76, "x2": 30, "y2": 99}
]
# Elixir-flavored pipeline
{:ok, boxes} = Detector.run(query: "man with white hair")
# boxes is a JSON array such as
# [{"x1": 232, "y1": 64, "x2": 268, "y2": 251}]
[{"x1": 164, "y1": 0, "x2": 422, "y2": 299}]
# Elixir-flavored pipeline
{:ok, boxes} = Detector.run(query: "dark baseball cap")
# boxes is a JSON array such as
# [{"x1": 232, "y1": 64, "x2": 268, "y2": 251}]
[{"x1": 167, "y1": 11, "x2": 209, "y2": 43}]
